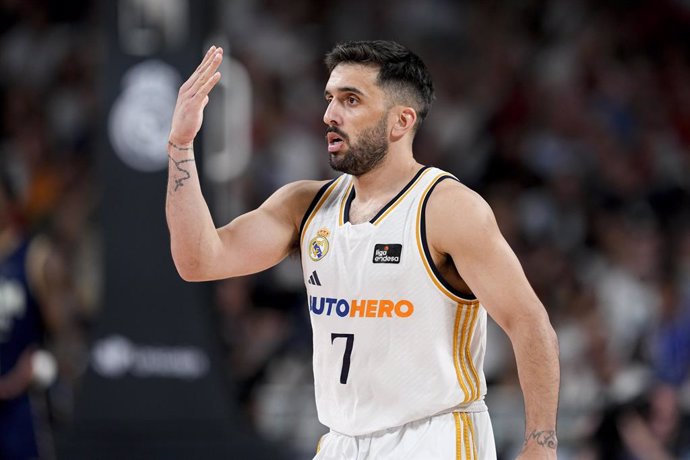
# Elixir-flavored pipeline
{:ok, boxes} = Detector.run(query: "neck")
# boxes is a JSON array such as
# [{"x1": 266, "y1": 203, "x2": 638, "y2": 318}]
[{"x1": 351, "y1": 146, "x2": 421, "y2": 203}]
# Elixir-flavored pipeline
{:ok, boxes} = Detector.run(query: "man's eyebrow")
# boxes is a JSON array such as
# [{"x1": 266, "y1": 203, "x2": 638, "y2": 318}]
[{"x1": 324, "y1": 86, "x2": 365, "y2": 98}]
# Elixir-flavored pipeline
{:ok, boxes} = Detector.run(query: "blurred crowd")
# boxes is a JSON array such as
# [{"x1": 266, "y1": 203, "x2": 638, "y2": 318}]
[
  {"x1": 218, "y1": 0, "x2": 690, "y2": 459},
  {"x1": 0, "y1": 0, "x2": 100, "y2": 454},
  {"x1": 2, "y1": 0, "x2": 690, "y2": 459}
]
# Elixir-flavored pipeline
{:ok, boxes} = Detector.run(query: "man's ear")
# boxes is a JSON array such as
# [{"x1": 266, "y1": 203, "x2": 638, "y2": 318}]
[{"x1": 391, "y1": 107, "x2": 417, "y2": 140}]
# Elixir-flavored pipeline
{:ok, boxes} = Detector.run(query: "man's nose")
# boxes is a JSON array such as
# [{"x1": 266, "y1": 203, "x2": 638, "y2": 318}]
[{"x1": 323, "y1": 100, "x2": 341, "y2": 126}]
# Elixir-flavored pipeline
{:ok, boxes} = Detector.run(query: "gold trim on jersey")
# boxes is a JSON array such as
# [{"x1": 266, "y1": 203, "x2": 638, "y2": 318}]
[
  {"x1": 416, "y1": 172, "x2": 482, "y2": 403},
  {"x1": 371, "y1": 167, "x2": 434, "y2": 226},
  {"x1": 316, "y1": 434, "x2": 325, "y2": 454},
  {"x1": 463, "y1": 305, "x2": 481, "y2": 402},
  {"x1": 454, "y1": 304, "x2": 481, "y2": 404},
  {"x1": 459, "y1": 306, "x2": 475, "y2": 402},
  {"x1": 452, "y1": 306, "x2": 472, "y2": 401},
  {"x1": 338, "y1": 180, "x2": 354, "y2": 226},
  {"x1": 301, "y1": 176, "x2": 344, "y2": 247},
  {"x1": 415, "y1": 173, "x2": 480, "y2": 306}
]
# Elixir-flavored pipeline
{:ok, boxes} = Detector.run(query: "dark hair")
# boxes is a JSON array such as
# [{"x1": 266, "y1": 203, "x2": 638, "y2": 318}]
[{"x1": 325, "y1": 40, "x2": 435, "y2": 130}]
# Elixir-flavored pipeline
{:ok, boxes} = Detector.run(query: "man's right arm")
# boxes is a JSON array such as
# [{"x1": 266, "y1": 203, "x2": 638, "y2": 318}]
[
  {"x1": 168, "y1": 161, "x2": 323, "y2": 281},
  {"x1": 166, "y1": 45, "x2": 323, "y2": 281}
]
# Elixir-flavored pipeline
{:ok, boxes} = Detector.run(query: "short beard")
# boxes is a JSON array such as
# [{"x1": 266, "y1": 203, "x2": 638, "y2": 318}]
[{"x1": 329, "y1": 115, "x2": 388, "y2": 177}]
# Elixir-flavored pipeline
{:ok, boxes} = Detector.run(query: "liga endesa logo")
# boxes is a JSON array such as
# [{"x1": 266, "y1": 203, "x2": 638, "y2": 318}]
[
  {"x1": 309, "y1": 296, "x2": 414, "y2": 318},
  {"x1": 372, "y1": 244, "x2": 402, "y2": 264}
]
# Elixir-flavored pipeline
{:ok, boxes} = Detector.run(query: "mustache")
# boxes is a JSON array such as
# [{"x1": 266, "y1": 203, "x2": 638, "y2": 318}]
[{"x1": 326, "y1": 126, "x2": 349, "y2": 141}]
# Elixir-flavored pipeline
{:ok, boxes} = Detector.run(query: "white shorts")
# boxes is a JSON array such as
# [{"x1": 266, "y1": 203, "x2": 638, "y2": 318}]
[{"x1": 313, "y1": 410, "x2": 497, "y2": 460}]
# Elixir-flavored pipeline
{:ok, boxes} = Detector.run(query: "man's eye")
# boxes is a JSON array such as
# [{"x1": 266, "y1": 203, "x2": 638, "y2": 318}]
[{"x1": 347, "y1": 96, "x2": 358, "y2": 105}]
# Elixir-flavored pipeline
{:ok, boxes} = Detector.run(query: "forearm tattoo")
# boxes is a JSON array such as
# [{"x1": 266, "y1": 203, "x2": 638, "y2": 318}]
[
  {"x1": 168, "y1": 140, "x2": 193, "y2": 151},
  {"x1": 168, "y1": 155, "x2": 195, "y2": 191},
  {"x1": 524, "y1": 430, "x2": 557, "y2": 449}
]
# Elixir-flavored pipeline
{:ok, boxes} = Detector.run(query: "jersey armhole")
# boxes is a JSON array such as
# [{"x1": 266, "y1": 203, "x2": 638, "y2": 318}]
[
  {"x1": 418, "y1": 175, "x2": 478, "y2": 303},
  {"x1": 299, "y1": 178, "x2": 338, "y2": 243}
]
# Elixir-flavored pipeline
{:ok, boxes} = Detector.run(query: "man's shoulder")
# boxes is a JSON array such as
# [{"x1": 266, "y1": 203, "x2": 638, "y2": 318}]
[
  {"x1": 275, "y1": 179, "x2": 335, "y2": 205},
  {"x1": 424, "y1": 176, "x2": 500, "y2": 253},
  {"x1": 426, "y1": 176, "x2": 491, "y2": 219},
  {"x1": 260, "y1": 178, "x2": 338, "y2": 224}
]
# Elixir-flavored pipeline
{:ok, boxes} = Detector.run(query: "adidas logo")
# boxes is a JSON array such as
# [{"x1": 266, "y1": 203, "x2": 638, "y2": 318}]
[{"x1": 307, "y1": 271, "x2": 322, "y2": 286}]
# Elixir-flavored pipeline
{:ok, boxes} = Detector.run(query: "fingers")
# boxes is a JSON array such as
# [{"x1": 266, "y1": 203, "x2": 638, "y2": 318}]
[
  {"x1": 198, "y1": 46, "x2": 216, "y2": 71},
  {"x1": 189, "y1": 49, "x2": 223, "y2": 95},
  {"x1": 192, "y1": 47, "x2": 221, "y2": 84},
  {"x1": 195, "y1": 72, "x2": 221, "y2": 101},
  {"x1": 180, "y1": 46, "x2": 215, "y2": 92},
  {"x1": 180, "y1": 46, "x2": 223, "y2": 93}
]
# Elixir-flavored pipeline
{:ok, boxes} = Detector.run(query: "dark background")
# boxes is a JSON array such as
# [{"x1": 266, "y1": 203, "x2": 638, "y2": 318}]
[{"x1": 0, "y1": 0, "x2": 689, "y2": 458}]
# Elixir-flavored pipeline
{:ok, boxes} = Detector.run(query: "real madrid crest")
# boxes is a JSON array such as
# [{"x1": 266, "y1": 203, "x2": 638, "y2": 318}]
[{"x1": 309, "y1": 227, "x2": 331, "y2": 261}]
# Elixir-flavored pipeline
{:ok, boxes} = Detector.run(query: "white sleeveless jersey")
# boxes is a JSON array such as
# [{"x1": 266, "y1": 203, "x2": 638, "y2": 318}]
[{"x1": 300, "y1": 167, "x2": 488, "y2": 436}]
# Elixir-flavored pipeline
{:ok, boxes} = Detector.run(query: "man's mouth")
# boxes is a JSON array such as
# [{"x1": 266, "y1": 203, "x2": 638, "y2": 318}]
[{"x1": 326, "y1": 132, "x2": 345, "y2": 153}]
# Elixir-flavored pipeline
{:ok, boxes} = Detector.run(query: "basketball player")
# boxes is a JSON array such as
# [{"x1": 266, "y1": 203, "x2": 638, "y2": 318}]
[
  {"x1": 0, "y1": 174, "x2": 56, "y2": 459},
  {"x1": 167, "y1": 41, "x2": 560, "y2": 459}
]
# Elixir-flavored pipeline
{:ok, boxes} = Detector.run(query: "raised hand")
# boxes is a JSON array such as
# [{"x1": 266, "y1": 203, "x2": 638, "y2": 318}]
[{"x1": 169, "y1": 46, "x2": 223, "y2": 147}]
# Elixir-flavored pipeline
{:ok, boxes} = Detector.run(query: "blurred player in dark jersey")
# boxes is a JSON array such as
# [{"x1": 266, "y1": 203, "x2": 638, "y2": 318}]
[{"x1": 0, "y1": 173, "x2": 57, "y2": 460}]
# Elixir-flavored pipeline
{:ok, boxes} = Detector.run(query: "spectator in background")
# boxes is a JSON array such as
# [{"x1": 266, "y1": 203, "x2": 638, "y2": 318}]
[
  {"x1": 592, "y1": 384, "x2": 690, "y2": 460},
  {"x1": 0, "y1": 173, "x2": 57, "y2": 460},
  {"x1": 652, "y1": 273, "x2": 690, "y2": 391}
]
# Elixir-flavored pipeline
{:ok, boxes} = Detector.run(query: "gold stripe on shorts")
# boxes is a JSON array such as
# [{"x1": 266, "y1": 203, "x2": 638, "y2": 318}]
[
  {"x1": 463, "y1": 413, "x2": 472, "y2": 460},
  {"x1": 467, "y1": 414, "x2": 472, "y2": 458},
  {"x1": 453, "y1": 412, "x2": 462, "y2": 460},
  {"x1": 462, "y1": 413, "x2": 478, "y2": 460},
  {"x1": 454, "y1": 413, "x2": 478, "y2": 460}
]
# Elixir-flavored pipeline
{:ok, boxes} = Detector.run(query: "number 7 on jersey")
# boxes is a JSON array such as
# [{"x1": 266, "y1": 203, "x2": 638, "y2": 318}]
[{"x1": 331, "y1": 333, "x2": 354, "y2": 384}]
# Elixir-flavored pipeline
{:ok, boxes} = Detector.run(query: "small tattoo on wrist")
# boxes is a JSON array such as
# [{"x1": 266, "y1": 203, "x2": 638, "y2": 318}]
[
  {"x1": 168, "y1": 155, "x2": 195, "y2": 191},
  {"x1": 525, "y1": 430, "x2": 557, "y2": 449},
  {"x1": 168, "y1": 140, "x2": 193, "y2": 151}
]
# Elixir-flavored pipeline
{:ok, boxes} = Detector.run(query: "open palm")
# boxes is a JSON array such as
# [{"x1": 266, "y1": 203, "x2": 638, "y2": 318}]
[{"x1": 169, "y1": 46, "x2": 223, "y2": 146}]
